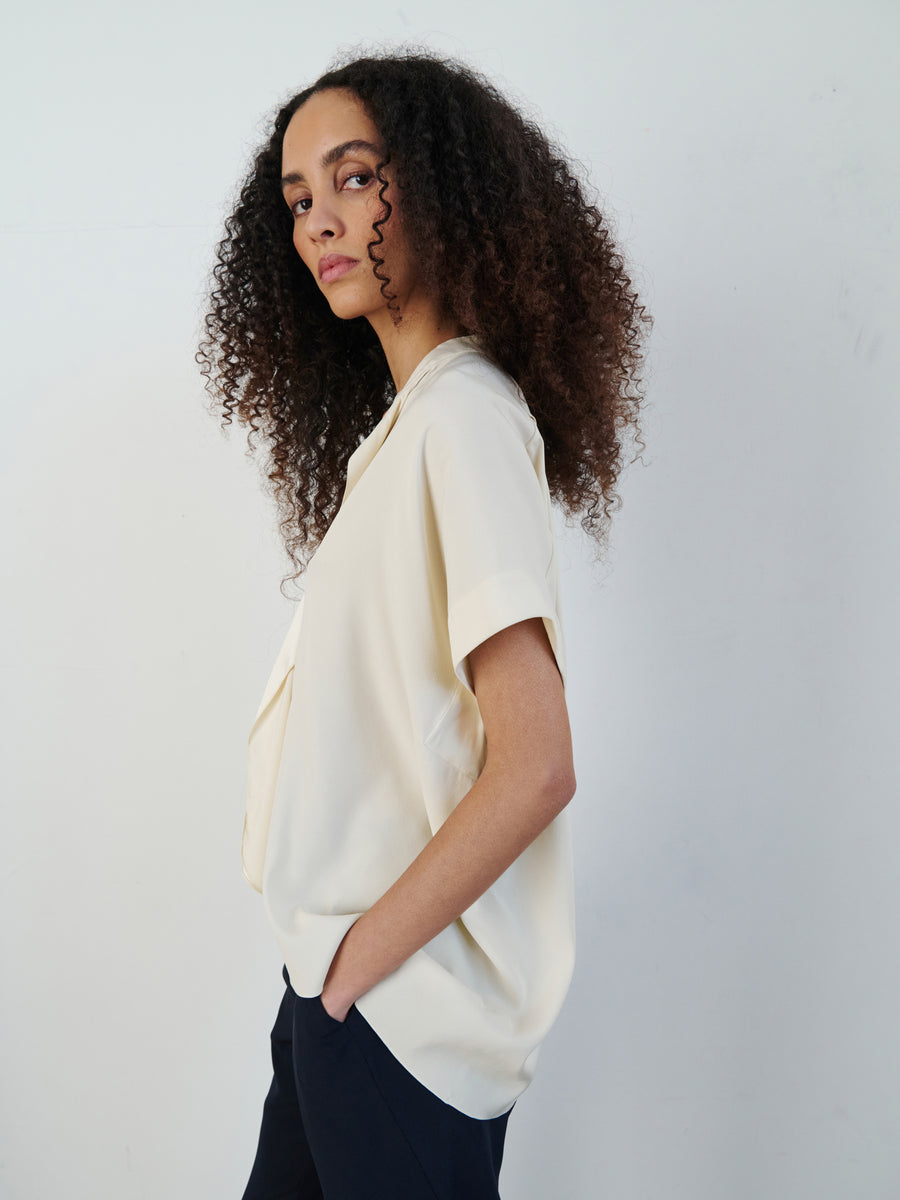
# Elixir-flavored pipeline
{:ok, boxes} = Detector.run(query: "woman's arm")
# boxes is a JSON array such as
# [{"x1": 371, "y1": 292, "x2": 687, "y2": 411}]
[{"x1": 320, "y1": 615, "x2": 576, "y2": 1020}]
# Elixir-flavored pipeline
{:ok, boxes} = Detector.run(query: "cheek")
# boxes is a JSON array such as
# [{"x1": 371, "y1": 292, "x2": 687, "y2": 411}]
[
  {"x1": 364, "y1": 190, "x2": 398, "y2": 239},
  {"x1": 293, "y1": 232, "x2": 315, "y2": 272}
]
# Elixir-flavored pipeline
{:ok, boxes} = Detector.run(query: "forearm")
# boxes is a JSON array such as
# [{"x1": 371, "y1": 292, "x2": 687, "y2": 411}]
[{"x1": 322, "y1": 761, "x2": 573, "y2": 1013}]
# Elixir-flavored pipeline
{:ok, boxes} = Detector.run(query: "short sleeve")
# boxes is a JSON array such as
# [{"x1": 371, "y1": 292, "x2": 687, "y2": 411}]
[{"x1": 422, "y1": 396, "x2": 567, "y2": 697}]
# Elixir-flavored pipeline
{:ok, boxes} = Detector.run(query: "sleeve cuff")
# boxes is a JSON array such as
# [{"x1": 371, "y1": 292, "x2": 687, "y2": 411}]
[{"x1": 448, "y1": 567, "x2": 567, "y2": 697}]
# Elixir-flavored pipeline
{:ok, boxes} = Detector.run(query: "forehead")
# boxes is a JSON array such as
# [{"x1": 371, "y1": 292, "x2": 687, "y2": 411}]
[{"x1": 282, "y1": 88, "x2": 381, "y2": 171}]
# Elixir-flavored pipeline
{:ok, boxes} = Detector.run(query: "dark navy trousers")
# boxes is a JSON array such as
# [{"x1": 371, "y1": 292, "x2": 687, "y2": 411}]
[{"x1": 240, "y1": 964, "x2": 513, "y2": 1199}]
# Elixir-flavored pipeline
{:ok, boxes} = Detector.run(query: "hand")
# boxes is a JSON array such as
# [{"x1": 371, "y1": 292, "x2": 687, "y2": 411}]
[
  {"x1": 319, "y1": 986, "x2": 352, "y2": 1023},
  {"x1": 319, "y1": 921, "x2": 363, "y2": 1023}
]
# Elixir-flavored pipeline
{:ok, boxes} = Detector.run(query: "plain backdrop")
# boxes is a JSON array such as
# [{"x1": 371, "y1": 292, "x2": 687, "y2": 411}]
[{"x1": 2, "y1": 2, "x2": 898, "y2": 1197}]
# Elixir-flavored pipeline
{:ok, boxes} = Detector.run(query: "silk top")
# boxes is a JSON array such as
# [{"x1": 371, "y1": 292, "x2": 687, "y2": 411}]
[{"x1": 243, "y1": 335, "x2": 576, "y2": 1119}]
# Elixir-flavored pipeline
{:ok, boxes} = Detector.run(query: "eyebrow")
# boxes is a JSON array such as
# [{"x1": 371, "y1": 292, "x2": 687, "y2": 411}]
[{"x1": 281, "y1": 139, "x2": 383, "y2": 189}]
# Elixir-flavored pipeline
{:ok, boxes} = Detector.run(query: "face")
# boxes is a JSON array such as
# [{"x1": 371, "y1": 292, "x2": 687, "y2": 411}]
[{"x1": 281, "y1": 88, "x2": 421, "y2": 328}]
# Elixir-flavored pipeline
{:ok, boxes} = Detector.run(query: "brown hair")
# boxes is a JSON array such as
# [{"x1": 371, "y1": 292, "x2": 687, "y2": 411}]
[{"x1": 197, "y1": 46, "x2": 652, "y2": 590}]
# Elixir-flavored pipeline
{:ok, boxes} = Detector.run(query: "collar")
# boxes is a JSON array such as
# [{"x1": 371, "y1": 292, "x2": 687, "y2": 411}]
[{"x1": 341, "y1": 335, "x2": 484, "y2": 503}]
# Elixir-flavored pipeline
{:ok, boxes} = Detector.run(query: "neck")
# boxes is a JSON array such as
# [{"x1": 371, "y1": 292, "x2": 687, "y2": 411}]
[{"x1": 368, "y1": 306, "x2": 466, "y2": 394}]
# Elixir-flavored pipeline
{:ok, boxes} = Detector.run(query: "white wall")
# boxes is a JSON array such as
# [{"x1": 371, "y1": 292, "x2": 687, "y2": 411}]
[{"x1": 2, "y1": 2, "x2": 897, "y2": 1196}]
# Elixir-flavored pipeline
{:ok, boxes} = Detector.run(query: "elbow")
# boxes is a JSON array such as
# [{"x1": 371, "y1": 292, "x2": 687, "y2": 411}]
[{"x1": 544, "y1": 762, "x2": 577, "y2": 812}]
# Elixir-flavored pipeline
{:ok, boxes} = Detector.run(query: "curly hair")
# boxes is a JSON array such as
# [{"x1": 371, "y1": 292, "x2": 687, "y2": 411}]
[{"x1": 197, "y1": 45, "x2": 652, "y2": 591}]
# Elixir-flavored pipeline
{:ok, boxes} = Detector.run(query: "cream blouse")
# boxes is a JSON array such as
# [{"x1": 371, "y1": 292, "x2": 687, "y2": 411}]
[{"x1": 243, "y1": 335, "x2": 575, "y2": 1120}]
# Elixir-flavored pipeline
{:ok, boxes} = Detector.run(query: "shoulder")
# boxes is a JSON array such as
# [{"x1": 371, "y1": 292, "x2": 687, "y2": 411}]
[
  {"x1": 410, "y1": 353, "x2": 553, "y2": 521},
  {"x1": 409, "y1": 350, "x2": 538, "y2": 448}
]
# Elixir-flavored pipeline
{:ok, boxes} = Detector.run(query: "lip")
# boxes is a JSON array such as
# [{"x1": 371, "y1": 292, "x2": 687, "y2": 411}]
[{"x1": 318, "y1": 254, "x2": 360, "y2": 282}]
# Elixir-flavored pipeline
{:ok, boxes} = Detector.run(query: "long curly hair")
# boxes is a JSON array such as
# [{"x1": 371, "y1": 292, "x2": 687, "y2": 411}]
[{"x1": 197, "y1": 45, "x2": 652, "y2": 591}]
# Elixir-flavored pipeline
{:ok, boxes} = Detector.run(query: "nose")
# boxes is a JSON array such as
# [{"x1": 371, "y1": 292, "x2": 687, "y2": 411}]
[{"x1": 304, "y1": 193, "x2": 344, "y2": 242}]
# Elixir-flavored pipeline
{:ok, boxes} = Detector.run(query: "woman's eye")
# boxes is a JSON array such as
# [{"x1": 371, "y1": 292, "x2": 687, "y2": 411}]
[{"x1": 290, "y1": 171, "x2": 373, "y2": 218}]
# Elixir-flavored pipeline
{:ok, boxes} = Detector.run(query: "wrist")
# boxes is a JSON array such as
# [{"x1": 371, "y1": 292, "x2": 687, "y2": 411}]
[{"x1": 322, "y1": 918, "x2": 366, "y2": 1011}]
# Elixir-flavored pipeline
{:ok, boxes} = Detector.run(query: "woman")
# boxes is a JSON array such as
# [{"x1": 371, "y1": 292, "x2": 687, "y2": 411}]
[{"x1": 198, "y1": 46, "x2": 649, "y2": 1200}]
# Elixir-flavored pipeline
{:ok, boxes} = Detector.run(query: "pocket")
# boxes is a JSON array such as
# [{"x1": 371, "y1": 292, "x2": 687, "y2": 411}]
[{"x1": 312, "y1": 993, "x2": 350, "y2": 1032}]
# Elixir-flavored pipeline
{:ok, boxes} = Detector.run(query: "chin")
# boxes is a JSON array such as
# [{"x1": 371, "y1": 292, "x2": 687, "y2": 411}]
[
  {"x1": 320, "y1": 287, "x2": 368, "y2": 322},
  {"x1": 327, "y1": 301, "x2": 368, "y2": 322}
]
